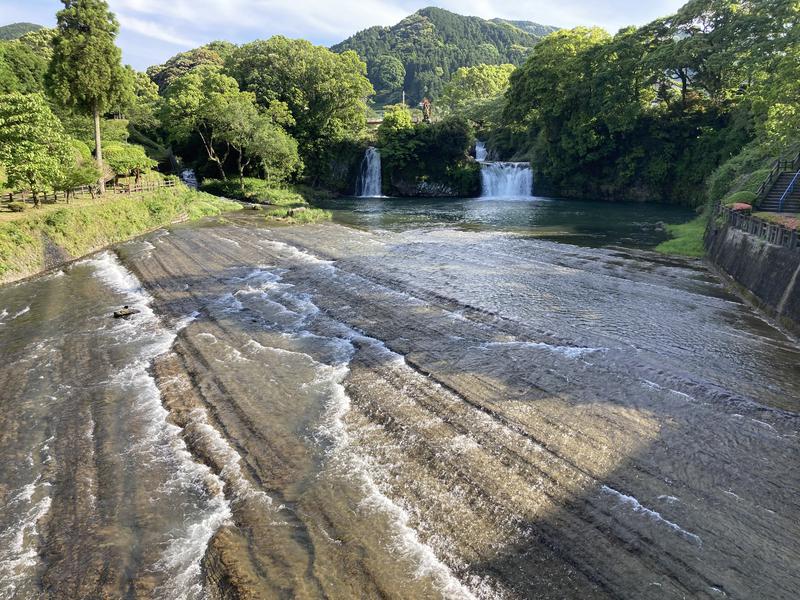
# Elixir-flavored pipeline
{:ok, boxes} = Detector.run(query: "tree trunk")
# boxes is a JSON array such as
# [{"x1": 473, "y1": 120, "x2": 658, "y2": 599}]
[{"x1": 94, "y1": 103, "x2": 105, "y2": 194}]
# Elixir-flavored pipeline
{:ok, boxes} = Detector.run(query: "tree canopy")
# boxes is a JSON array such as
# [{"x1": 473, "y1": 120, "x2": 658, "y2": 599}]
[
  {"x1": 0, "y1": 92, "x2": 72, "y2": 204},
  {"x1": 494, "y1": 0, "x2": 799, "y2": 205},
  {"x1": 333, "y1": 8, "x2": 556, "y2": 103},
  {"x1": 227, "y1": 36, "x2": 373, "y2": 163}
]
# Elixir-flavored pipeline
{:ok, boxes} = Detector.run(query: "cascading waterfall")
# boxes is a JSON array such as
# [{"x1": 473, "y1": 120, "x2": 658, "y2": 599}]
[
  {"x1": 480, "y1": 162, "x2": 534, "y2": 199},
  {"x1": 355, "y1": 147, "x2": 383, "y2": 198},
  {"x1": 475, "y1": 141, "x2": 488, "y2": 163},
  {"x1": 475, "y1": 141, "x2": 533, "y2": 198}
]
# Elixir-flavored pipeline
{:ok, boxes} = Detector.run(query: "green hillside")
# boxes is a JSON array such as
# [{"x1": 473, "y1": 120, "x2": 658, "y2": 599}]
[
  {"x1": 332, "y1": 7, "x2": 557, "y2": 104},
  {"x1": 0, "y1": 23, "x2": 44, "y2": 41}
]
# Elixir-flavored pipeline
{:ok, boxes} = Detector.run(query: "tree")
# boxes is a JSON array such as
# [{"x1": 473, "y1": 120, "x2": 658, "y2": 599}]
[
  {"x1": 146, "y1": 45, "x2": 227, "y2": 92},
  {"x1": 54, "y1": 139, "x2": 101, "y2": 200},
  {"x1": 0, "y1": 93, "x2": 72, "y2": 206},
  {"x1": 369, "y1": 54, "x2": 405, "y2": 100},
  {"x1": 226, "y1": 37, "x2": 374, "y2": 165},
  {"x1": 159, "y1": 66, "x2": 241, "y2": 179},
  {"x1": 0, "y1": 40, "x2": 48, "y2": 94},
  {"x1": 439, "y1": 63, "x2": 515, "y2": 128},
  {"x1": 217, "y1": 95, "x2": 300, "y2": 190},
  {"x1": 47, "y1": 0, "x2": 132, "y2": 194},
  {"x1": 103, "y1": 142, "x2": 156, "y2": 184}
]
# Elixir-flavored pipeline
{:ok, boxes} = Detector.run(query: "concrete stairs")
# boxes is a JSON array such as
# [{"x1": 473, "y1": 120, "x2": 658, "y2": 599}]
[{"x1": 761, "y1": 171, "x2": 800, "y2": 213}]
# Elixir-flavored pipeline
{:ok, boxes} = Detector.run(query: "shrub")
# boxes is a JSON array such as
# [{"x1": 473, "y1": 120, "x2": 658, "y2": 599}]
[{"x1": 723, "y1": 191, "x2": 757, "y2": 206}]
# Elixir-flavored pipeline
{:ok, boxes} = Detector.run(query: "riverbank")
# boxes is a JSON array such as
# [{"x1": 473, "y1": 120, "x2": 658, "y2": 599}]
[
  {"x1": 0, "y1": 186, "x2": 240, "y2": 285},
  {"x1": 199, "y1": 178, "x2": 333, "y2": 223}
]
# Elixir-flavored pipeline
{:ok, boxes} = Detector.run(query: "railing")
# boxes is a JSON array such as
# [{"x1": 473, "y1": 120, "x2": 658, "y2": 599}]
[
  {"x1": 778, "y1": 170, "x2": 800, "y2": 212},
  {"x1": 2, "y1": 178, "x2": 177, "y2": 207},
  {"x1": 756, "y1": 150, "x2": 800, "y2": 200},
  {"x1": 719, "y1": 205, "x2": 799, "y2": 250}
]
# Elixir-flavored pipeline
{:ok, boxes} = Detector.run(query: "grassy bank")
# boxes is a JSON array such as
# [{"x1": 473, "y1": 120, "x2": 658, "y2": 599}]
[
  {"x1": 0, "y1": 186, "x2": 240, "y2": 284},
  {"x1": 654, "y1": 215, "x2": 707, "y2": 258},
  {"x1": 200, "y1": 178, "x2": 332, "y2": 224}
]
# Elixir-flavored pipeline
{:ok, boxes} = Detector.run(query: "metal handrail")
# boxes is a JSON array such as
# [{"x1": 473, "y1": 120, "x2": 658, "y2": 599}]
[{"x1": 778, "y1": 170, "x2": 800, "y2": 212}]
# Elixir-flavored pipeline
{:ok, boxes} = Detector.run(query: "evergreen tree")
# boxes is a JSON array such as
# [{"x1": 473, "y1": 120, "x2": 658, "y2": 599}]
[{"x1": 47, "y1": 0, "x2": 131, "y2": 194}]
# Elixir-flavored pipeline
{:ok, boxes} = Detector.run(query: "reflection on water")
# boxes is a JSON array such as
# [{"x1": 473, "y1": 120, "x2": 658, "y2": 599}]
[{"x1": 312, "y1": 196, "x2": 697, "y2": 249}]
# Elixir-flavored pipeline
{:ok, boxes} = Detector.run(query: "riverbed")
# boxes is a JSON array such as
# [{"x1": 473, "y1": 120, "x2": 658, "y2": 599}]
[{"x1": 0, "y1": 204, "x2": 798, "y2": 599}]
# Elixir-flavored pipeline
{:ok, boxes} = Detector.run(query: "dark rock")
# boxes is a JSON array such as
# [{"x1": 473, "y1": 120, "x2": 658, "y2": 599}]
[{"x1": 113, "y1": 306, "x2": 140, "y2": 319}]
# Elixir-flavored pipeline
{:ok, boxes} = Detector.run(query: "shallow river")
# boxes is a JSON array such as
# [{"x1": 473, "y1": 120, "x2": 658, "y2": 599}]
[{"x1": 0, "y1": 199, "x2": 798, "y2": 599}]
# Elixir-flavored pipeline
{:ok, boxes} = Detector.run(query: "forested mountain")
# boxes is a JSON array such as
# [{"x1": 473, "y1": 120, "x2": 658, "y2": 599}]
[
  {"x1": 332, "y1": 7, "x2": 557, "y2": 104},
  {"x1": 0, "y1": 23, "x2": 44, "y2": 40}
]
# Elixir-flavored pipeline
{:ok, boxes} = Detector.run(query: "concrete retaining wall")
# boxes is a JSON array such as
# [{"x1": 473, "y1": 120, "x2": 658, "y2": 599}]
[{"x1": 706, "y1": 222, "x2": 800, "y2": 334}]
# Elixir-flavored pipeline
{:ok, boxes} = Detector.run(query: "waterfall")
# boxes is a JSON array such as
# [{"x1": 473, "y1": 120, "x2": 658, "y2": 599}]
[
  {"x1": 475, "y1": 141, "x2": 488, "y2": 162},
  {"x1": 480, "y1": 162, "x2": 534, "y2": 199},
  {"x1": 355, "y1": 147, "x2": 382, "y2": 197}
]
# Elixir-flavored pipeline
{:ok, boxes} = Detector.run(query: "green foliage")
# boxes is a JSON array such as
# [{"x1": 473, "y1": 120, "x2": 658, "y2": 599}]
[
  {"x1": 723, "y1": 191, "x2": 757, "y2": 206},
  {"x1": 439, "y1": 63, "x2": 514, "y2": 129},
  {"x1": 103, "y1": 142, "x2": 157, "y2": 179},
  {"x1": 0, "y1": 92, "x2": 72, "y2": 204},
  {"x1": 227, "y1": 36, "x2": 373, "y2": 167},
  {"x1": 201, "y1": 177, "x2": 299, "y2": 204},
  {"x1": 146, "y1": 44, "x2": 228, "y2": 91},
  {"x1": 0, "y1": 187, "x2": 240, "y2": 281},
  {"x1": 369, "y1": 55, "x2": 405, "y2": 102},
  {"x1": 0, "y1": 39, "x2": 48, "y2": 93},
  {"x1": 53, "y1": 138, "x2": 101, "y2": 194},
  {"x1": 655, "y1": 215, "x2": 708, "y2": 258},
  {"x1": 0, "y1": 23, "x2": 44, "y2": 40},
  {"x1": 378, "y1": 114, "x2": 478, "y2": 196},
  {"x1": 498, "y1": 1, "x2": 799, "y2": 206},
  {"x1": 47, "y1": 0, "x2": 132, "y2": 115},
  {"x1": 333, "y1": 7, "x2": 557, "y2": 103}
]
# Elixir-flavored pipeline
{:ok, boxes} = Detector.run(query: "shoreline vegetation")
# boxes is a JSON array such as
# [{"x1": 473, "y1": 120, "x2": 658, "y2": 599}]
[{"x1": 0, "y1": 185, "x2": 240, "y2": 284}]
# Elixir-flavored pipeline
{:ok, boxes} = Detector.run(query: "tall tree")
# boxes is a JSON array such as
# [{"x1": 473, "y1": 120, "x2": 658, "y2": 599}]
[
  {"x1": 0, "y1": 93, "x2": 72, "y2": 206},
  {"x1": 47, "y1": 0, "x2": 131, "y2": 194}
]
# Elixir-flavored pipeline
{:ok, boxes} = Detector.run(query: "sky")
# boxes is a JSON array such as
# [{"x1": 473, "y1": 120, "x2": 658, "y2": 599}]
[{"x1": 1, "y1": 0, "x2": 687, "y2": 71}]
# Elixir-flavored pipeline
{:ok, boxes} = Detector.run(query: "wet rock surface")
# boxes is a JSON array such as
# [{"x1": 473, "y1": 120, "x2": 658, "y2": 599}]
[{"x1": 0, "y1": 214, "x2": 798, "y2": 599}]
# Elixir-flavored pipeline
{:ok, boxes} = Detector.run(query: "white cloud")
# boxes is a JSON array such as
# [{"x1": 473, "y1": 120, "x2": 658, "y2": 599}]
[{"x1": 116, "y1": 13, "x2": 200, "y2": 48}]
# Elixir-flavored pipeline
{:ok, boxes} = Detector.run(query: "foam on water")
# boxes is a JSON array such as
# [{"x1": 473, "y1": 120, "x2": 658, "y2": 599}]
[
  {"x1": 87, "y1": 252, "x2": 233, "y2": 599},
  {"x1": 0, "y1": 444, "x2": 52, "y2": 599},
  {"x1": 600, "y1": 485, "x2": 701, "y2": 546},
  {"x1": 230, "y1": 260, "x2": 482, "y2": 599},
  {"x1": 316, "y1": 357, "x2": 481, "y2": 600},
  {"x1": 478, "y1": 340, "x2": 606, "y2": 359}
]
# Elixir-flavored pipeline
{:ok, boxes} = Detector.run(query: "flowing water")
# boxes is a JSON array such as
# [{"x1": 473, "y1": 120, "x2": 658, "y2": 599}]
[
  {"x1": 480, "y1": 162, "x2": 534, "y2": 199},
  {"x1": 1, "y1": 203, "x2": 799, "y2": 599},
  {"x1": 355, "y1": 147, "x2": 383, "y2": 198},
  {"x1": 475, "y1": 141, "x2": 488, "y2": 163}
]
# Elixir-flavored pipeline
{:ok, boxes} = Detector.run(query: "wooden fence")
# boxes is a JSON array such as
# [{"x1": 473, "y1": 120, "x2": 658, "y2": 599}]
[
  {"x1": 2, "y1": 178, "x2": 177, "y2": 207},
  {"x1": 719, "y1": 205, "x2": 799, "y2": 250}
]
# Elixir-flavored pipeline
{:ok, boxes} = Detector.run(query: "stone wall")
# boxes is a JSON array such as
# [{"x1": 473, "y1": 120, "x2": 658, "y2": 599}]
[{"x1": 706, "y1": 222, "x2": 800, "y2": 334}]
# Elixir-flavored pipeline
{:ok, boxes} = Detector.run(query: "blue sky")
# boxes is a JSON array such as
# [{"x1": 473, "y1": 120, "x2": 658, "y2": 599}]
[{"x1": 1, "y1": 0, "x2": 687, "y2": 70}]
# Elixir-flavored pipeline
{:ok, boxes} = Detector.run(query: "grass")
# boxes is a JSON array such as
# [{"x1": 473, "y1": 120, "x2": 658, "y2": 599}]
[
  {"x1": 201, "y1": 177, "x2": 333, "y2": 224},
  {"x1": 654, "y1": 214, "x2": 708, "y2": 258},
  {"x1": 0, "y1": 185, "x2": 240, "y2": 284},
  {"x1": 753, "y1": 212, "x2": 800, "y2": 230}
]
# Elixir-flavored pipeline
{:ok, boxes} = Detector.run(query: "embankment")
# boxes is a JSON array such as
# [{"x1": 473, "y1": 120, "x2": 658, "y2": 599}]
[
  {"x1": 706, "y1": 221, "x2": 800, "y2": 334},
  {"x1": 0, "y1": 187, "x2": 240, "y2": 285}
]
